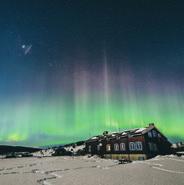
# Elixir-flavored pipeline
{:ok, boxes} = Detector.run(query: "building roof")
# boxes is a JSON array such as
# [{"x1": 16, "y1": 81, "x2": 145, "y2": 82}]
[{"x1": 86, "y1": 123, "x2": 165, "y2": 143}]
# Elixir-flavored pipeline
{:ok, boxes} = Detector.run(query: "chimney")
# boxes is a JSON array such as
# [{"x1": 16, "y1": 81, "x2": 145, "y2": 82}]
[
  {"x1": 103, "y1": 131, "x2": 109, "y2": 136},
  {"x1": 149, "y1": 123, "x2": 155, "y2": 127}
]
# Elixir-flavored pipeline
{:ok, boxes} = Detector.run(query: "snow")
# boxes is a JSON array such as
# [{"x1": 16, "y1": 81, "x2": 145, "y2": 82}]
[{"x1": 135, "y1": 128, "x2": 146, "y2": 133}]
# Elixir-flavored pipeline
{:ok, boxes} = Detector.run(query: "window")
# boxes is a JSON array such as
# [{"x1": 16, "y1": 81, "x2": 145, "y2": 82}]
[
  {"x1": 148, "y1": 143, "x2": 153, "y2": 151},
  {"x1": 97, "y1": 145, "x2": 100, "y2": 151},
  {"x1": 129, "y1": 142, "x2": 143, "y2": 151},
  {"x1": 148, "y1": 131, "x2": 152, "y2": 138},
  {"x1": 106, "y1": 144, "x2": 111, "y2": 151},
  {"x1": 153, "y1": 143, "x2": 158, "y2": 151},
  {"x1": 88, "y1": 145, "x2": 91, "y2": 153},
  {"x1": 114, "y1": 143, "x2": 119, "y2": 151},
  {"x1": 120, "y1": 143, "x2": 126, "y2": 151},
  {"x1": 148, "y1": 142, "x2": 158, "y2": 152},
  {"x1": 129, "y1": 142, "x2": 135, "y2": 151},
  {"x1": 97, "y1": 143, "x2": 102, "y2": 151},
  {"x1": 135, "y1": 142, "x2": 143, "y2": 151},
  {"x1": 138, "y1": 156, "x2": 145, "y2": 160},
  {"x1": 152, "y1": 130, "x2": 157, "y2": 138}
]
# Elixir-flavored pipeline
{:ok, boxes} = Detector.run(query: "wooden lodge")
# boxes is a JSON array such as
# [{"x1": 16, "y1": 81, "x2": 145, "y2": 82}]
[{"x1": 85, "y1": 123, "x2": 172, "y2": 160}]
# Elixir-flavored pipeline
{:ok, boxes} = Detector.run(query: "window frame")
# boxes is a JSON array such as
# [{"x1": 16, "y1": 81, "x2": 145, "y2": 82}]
[
  {"x1": 88, "y1": 145, "x2": 91, "y2": 153},
  {"x1": 135, "y1": 141, "x2": 143, "y2": 151},
  {"x1": 106, "y1": 144, "x2": 111, "y2": 152},
  {"x1": 148, "y1": 131, "x2": 152, "y2": 138},
  {"x1": 114, "y1": 143, "x2": 119, "y2": 151},
  {"x1": 152, "y1": 130, "x2": 157, "y2": 138},
  {"x1": 120, "y1": 142, "x2": 126, "y2": 151},
  {"x1": 129, "y1": 142, "x2": 136, "y2": 151}
]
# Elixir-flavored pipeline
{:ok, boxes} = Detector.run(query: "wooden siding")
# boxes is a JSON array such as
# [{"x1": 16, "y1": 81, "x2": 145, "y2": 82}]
[{"x1": 85, "y1": 125, "x2": 172, "y2": 160}]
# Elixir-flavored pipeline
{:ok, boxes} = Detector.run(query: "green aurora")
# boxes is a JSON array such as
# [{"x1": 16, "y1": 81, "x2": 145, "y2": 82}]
[{"x1": 0, "y1": 81, "x2": 183, "y2": 146}]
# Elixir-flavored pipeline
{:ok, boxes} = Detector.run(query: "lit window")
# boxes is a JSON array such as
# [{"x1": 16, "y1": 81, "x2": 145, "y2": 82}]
[
  {"x1": 129, "y1": 142, "x2": 135, "y2": 151},
  {"x1": 114, "y1": 143, "x2": 119, "y2": 151},
  {"x1": 120, "y1": 143, "x2": 126, "y2": 151},
  {"x1": 106, "y1": 144, "x2": 111, "y2": 151}
]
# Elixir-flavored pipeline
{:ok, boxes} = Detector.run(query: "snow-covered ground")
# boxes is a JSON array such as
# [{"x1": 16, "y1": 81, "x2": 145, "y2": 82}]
[{"x1": 0, "y1": 155, "x2": 184, "y2": 185}]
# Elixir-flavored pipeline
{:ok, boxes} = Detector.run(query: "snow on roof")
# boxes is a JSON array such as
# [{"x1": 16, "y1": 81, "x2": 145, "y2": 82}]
[
  {"x1": 121, "y1": 132, "x2": 127, "y2": 136},
  {"x1": 135, "y1": 128, "x2": 146, "y2": 133}
]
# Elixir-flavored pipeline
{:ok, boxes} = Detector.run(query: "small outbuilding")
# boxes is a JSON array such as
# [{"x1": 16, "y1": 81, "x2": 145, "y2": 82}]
[{"x1": 85, "y1": 123, "x2": 172, "y2": 160}]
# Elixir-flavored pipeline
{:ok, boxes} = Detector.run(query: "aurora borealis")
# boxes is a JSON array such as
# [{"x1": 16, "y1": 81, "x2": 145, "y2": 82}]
[{"x1": 0, "y1": 1, "x2": 184, "y2": 146}]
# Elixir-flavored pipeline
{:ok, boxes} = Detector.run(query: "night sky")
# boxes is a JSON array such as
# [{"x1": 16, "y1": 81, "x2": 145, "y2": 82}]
[{"x1": 0, "y1": 0, "x2": 184, "y2": 146}]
